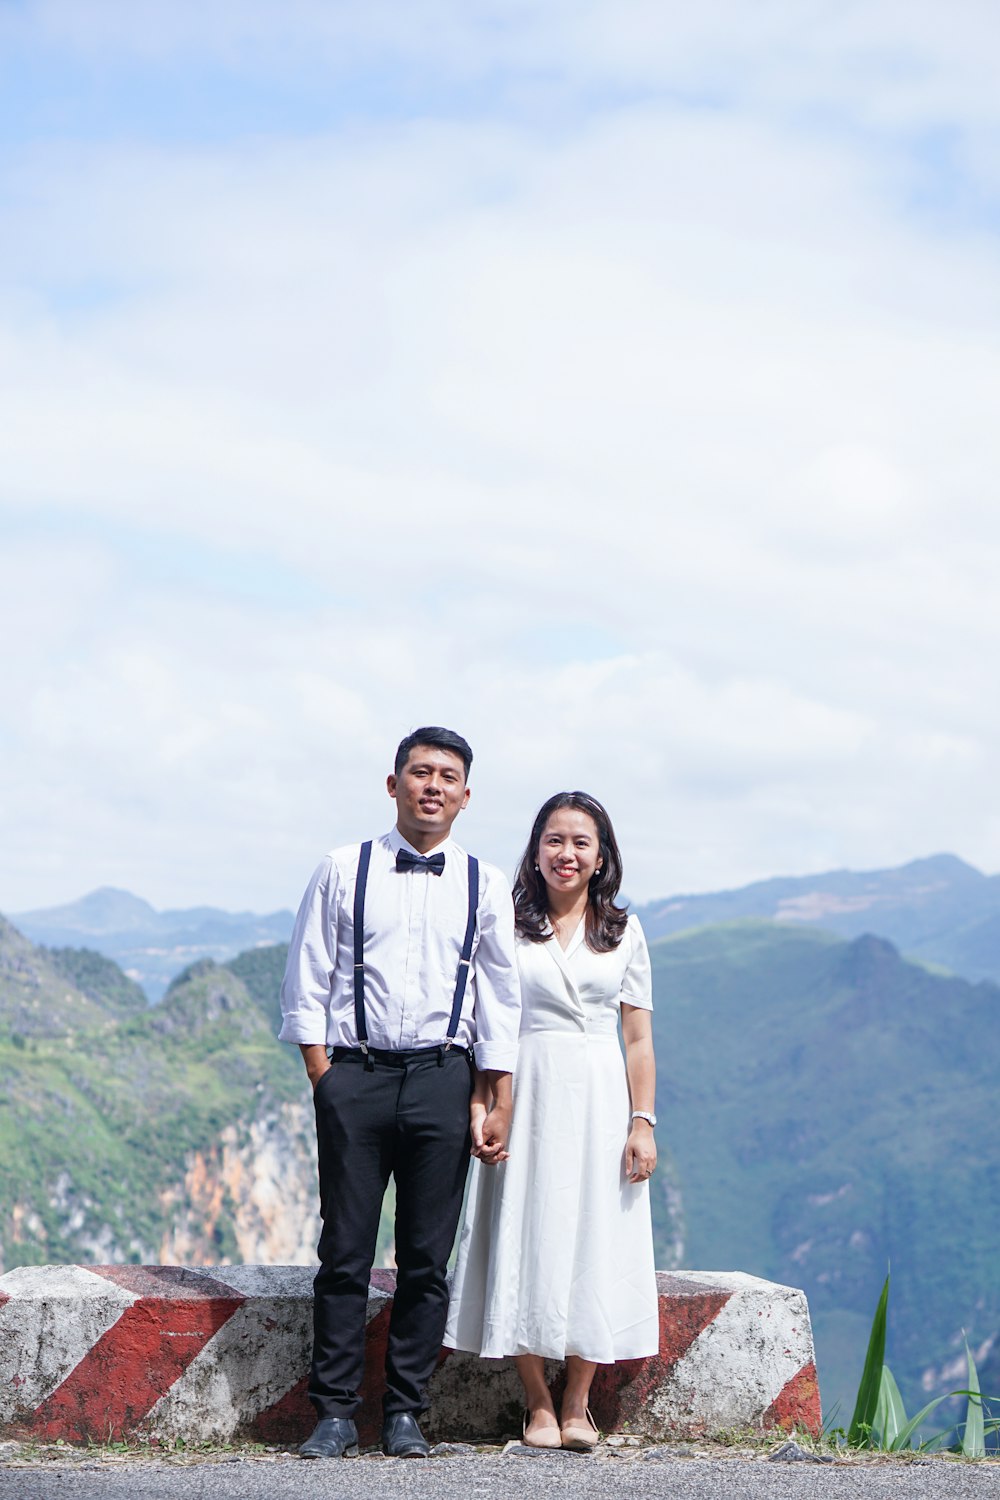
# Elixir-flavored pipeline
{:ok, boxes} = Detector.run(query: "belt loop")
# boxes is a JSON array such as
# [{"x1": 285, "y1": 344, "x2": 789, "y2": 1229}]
[
  {"x1": 364, "y1": 1051, "x2": 375, "y2": 1072},
  {"x1": 437, "y1": 1045, "x2": 445, "y2": 1067}
]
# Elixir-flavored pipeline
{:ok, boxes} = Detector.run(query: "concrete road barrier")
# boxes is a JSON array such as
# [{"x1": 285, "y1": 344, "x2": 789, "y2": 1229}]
[{"x1": 0, "y1": 1266, "x2": 820, "y2": 1447}]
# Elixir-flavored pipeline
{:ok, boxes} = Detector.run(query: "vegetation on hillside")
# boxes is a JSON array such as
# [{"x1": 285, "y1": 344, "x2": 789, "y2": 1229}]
[
  {"x1": 0, "y1": 930, "x2": 404, "y2": 1272},
  {"x1": 4, "y1": 908, "x2": 999, "y2": 1441},
  {"x1": 647, "y1": 919, "x2": 1000, "y2": 1428},
  {"x1": 228, "y1": 944, "x2": 288, "y2": 1034},
  {"x1": 0, "y1": 938, "x2": 304, "y2": 1268},
  {"x1": 42, "y1": 945, "x2": 148, "y2": 1017}
]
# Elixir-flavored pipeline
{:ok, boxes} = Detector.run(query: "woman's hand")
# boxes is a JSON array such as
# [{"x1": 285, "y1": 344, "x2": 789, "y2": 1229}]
[
  {"x1": 470, "y1": 1099, "x2": 489, "y2": 1156},
  {"x1": 470, "y1": 1078, "x2": 510, "y2": 1165},
  {"x1": 621, "y1": 1004, "x2": 656, "y2": 1183},
  {"x1": 625, "y1": 1121, "x2": 657, "y2": 1183},
  {"x1": 478, "y1": 1102, "x2": 511, "y2": 1165}
]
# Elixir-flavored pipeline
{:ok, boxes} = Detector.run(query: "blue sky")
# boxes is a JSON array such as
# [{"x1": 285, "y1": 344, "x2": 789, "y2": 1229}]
[{"x1": 3, "y1": 1, "x2": 1000, "y2": 912}]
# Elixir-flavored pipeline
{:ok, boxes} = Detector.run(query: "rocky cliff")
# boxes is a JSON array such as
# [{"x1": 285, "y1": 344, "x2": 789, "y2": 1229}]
[
  {"x1": 0, "y1": 928, "x2": 400, "y2": 1274},
  {"x1": 156, "y1": 1100, "x2": 321, "y2": 1266}
]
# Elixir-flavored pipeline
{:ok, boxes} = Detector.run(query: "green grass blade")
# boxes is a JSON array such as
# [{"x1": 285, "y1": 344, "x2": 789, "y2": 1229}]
[
  {"x1": 848, "y1": 1273, "x2": 890, "y2": 1446},
  {"x1": 962, "y1": 1337, "x2": 985, "y2": 1458},
  {"x1": 875, "y1": 1365, "x2": 909, "y2": 1449},
  {"x1": 894, "y1": 1394, "x2": 953, "y2": 1450}
]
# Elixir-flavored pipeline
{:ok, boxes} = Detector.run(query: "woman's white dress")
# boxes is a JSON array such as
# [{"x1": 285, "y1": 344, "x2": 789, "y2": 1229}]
[{"x1": 444, "y1": 913, "x2": 659, "y2": 1363}]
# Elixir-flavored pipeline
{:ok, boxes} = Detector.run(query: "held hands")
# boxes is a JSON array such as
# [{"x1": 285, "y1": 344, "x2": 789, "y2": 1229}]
[
  {"x1": 625, "y1": 1121, "x2": 657, "y2": 1184},
  {"x1": 470, "y1": 1099, "x2": 511, "y2": 1166},
  {"x1": 469, "y1": 1067, "x2": 512, "y2": 1166}
]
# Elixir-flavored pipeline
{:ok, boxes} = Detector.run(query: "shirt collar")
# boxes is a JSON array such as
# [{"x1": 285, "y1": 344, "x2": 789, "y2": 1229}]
[{"x1": 386, "y1": 826, "x2": 457, "y2": 859}]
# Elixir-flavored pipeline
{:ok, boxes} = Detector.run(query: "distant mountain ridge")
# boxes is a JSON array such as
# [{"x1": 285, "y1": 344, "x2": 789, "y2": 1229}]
[
  {"x1": 635, "y1": 852, "x2": 1000, "y2": 983},
  {"x1": 12, "y1": 887, "x2": 294, "y2": 1001},
  {"x1": 11, "y1": 851, "x2": 1000, "y2": 1007},
  {"x1": 10, "y1": 851, "x2": 1000, "y2": 1007}
]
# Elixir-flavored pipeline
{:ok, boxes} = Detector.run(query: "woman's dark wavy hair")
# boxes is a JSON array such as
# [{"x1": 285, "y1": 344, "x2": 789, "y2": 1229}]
[{"x1": 513, "y1": 791, "x2": 629, "y2": 952}]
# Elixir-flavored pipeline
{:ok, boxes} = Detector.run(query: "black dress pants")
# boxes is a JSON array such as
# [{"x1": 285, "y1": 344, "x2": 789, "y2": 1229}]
[{"x1": 310, "y1": 1045, "x2": 473, "y2": 1419}]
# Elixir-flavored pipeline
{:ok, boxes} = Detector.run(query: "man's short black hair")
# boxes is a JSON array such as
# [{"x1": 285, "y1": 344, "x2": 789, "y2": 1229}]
[{"x1": 394, "y1": 727, "x2": 473, "y2": 781}]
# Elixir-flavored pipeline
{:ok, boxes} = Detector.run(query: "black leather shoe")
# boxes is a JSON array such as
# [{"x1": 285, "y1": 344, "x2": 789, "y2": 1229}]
[
  {"x1": 382, "y1": 1411, "x2": 430, "y2": 1458},
  {"x1": 299, "y1": 1417, "x2": 359, "y2": 1459}
]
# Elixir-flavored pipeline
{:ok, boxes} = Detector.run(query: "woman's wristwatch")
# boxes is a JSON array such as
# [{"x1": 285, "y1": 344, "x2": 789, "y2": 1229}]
[{"x1": 631, "y1": 1110, "x2": 656, "y2": 1127}]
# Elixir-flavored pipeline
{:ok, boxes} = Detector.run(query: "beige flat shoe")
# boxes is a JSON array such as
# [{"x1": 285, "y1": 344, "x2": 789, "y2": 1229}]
[
  {"x1": 522, "y1": 1409, "x2": 562, "y2": 1449},
  {"x1": 560, "y1": 1407, "x2": 599, "y2": 1451}
]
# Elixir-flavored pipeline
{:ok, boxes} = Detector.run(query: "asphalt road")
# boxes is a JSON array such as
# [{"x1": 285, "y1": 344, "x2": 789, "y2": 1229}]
[{"x1": 4, "y1": 1450, "x2": 1000, "y2": 1500}]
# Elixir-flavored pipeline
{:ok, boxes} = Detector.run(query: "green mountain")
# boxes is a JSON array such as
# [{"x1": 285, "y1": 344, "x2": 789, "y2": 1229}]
[
  {"x1": 0, "y1": 932, "x2": 298, "y2": 1268},
  {"x1": 636, "y1": 853, "x2": 1000, "y2": 983},
  {"x1": 0, "y1": 915, "x2": 139, "y2": 1039},
  {"x1": 0, "y1": 920, "x2": 399, "y2": 1274},
  {"x1": 42, "y1": 945, "x2": 149, "y2": 1019},
  {"x1": 228, "y1": 943, "x2": 288, "y2": 1035},
  {"x1": 645, "y1": 920, "x2": 1000, "y2": 1425},
  {"x1": 4, "y1": 912, "x2": 998, "y2": 1437}
]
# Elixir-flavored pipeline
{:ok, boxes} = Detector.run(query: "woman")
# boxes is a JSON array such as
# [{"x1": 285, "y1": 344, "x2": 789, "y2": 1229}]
[{"x1": 444, "y1": 791, "x2": 658, "y2": 1449}]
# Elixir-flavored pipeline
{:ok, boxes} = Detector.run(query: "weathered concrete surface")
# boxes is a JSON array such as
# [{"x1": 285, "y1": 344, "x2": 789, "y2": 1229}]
[{"x1": 0, "y1": 1266, "x2": 819, "y2": 1447}]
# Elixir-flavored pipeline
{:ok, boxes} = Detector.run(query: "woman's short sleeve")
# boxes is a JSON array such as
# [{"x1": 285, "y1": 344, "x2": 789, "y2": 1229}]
[{"x1": 620, "y1": 914, "x2": 653, "y2": 1011}]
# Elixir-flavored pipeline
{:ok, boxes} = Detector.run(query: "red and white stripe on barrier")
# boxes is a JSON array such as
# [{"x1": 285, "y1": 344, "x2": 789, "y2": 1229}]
[{"x1": 0, "y1": 1266, "x2": 819, "y2": 1447}]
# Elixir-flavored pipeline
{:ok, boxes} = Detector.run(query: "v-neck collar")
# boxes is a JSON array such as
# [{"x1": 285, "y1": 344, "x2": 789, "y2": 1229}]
[
  {"x1": 555, "y1": 918, "x2": 587, "y2": 958},
  {"x1": 543, "y1": 920, "x2": 587, "y2": 1006}
]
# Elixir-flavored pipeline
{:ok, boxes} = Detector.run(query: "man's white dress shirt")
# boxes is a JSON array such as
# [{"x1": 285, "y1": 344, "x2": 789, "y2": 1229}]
[{"x1": 279, "y1": 828, "x2": 520, "y2": 1073}]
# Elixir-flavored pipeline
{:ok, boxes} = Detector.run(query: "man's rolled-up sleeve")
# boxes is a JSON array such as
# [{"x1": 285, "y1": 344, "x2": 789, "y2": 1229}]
[
  {"x1": 278, "y1": 857, "x2": 338, "y2": 1046},
  {"x1": 470, "y1": 867, "x2": 521, "y2": 1073}
]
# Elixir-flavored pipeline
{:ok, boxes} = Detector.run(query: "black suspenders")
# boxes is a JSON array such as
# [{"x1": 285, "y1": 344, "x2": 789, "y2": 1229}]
[
  {"x1": 450, "y1": 854, "x2": 480, "y2": 1040},
  {"x1": 352, "y1": 841, "x2": 480, "y2": 1066},
  {"x1": 352, "y1": 840, "x2": 374, "y2": 1055}
]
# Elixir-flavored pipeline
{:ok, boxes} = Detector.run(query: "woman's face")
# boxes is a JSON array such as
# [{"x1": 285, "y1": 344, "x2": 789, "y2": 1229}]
[{"x1": 536, "y1": 807, "x2": 603, "y2": 901}]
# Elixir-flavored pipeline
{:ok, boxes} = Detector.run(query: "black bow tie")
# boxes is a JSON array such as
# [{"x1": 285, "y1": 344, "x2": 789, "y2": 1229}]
[{"x1": 396, "y1": 848, "x2": 446, "y2": 875}]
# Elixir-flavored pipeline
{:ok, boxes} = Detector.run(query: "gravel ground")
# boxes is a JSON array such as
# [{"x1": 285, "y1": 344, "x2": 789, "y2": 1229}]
[{"x1": 3, "y1": 1440, "x2": 1000, "y2": 1500}]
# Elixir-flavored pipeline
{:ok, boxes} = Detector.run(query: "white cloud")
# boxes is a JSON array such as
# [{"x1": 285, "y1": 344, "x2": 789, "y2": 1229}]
[{"x1": 2, "y1": 5, "x2": 1000, "y2": 913}]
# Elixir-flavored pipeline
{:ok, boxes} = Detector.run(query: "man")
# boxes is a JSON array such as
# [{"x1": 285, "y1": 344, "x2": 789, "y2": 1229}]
[{"x1": 279, "y1": 726, "x2": 520, "y2": 1459}]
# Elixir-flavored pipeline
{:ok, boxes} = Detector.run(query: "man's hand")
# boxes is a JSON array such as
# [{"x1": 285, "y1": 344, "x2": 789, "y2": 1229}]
[
  {"x1": 478, "y1": 1103, "x2": 511, "y2": 1165},
  {"x1": 299, "y1": 1043, "x2": 332, "y2": 1092},
  {"x1": 469, "y1": 1067, "x2": 512, "y2": 1165},
  {"x1": 470, "y1": 1098, "x2": 509, "y2": 1164},
  {"x1": 625, "y1": 1121, "x2": 657, "y2": 1183},
  {"x1": 470, "y1": 1098, "x2": 488, "y2": 1155}
]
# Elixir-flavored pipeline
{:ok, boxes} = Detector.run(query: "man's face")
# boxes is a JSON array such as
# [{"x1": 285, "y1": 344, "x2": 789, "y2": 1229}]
[{"x1": 387, "y1": 745, "x2": 470, "y2": 844}]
